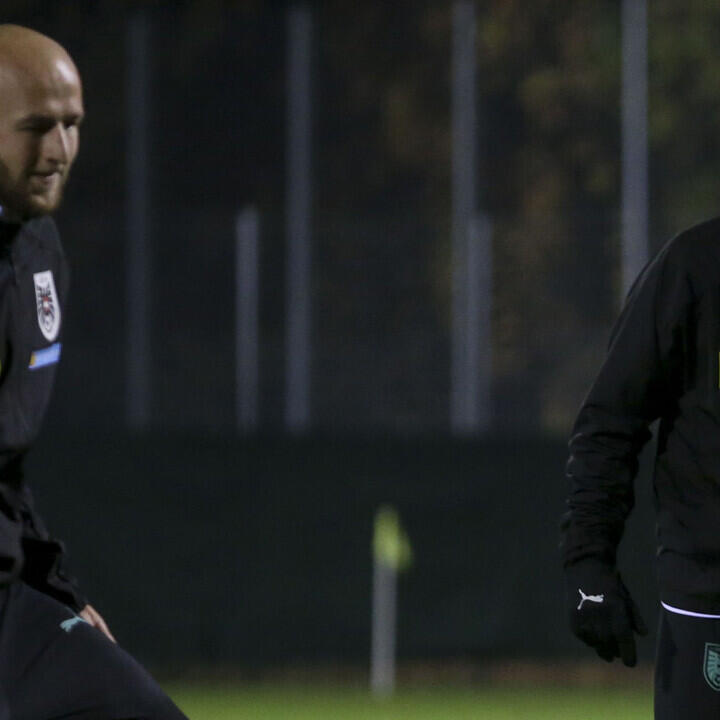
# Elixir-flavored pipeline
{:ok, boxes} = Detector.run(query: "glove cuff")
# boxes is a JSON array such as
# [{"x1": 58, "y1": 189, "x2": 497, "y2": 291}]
[
  {"x1": 564, "y1": 558, "x2": 621, "y2": 598},
  {"x1": 565, "y1": 557, "x2": 616, "y2": 575}
]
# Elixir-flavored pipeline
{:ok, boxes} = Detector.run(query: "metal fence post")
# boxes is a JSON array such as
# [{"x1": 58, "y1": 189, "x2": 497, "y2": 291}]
[
  {"x1": 236, "y1": 208, "x2": 260, "y2": 432},
  {"x1": 285, "y1": 4, "x2": 313, "y2": 433},
  {"x1": 126, "y1": 7, "x2": 151, "y2": 430},
  {"x1": 621, "y1": 0, "x2": 649, "y2": 300}
]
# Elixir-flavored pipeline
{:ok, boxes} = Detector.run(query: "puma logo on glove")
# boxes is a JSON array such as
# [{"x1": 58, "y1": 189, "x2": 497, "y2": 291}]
[
  {"x1": 564, "y1": 562, "x2": 648, "y2": 667},
  {"x1": 577, "y1": 588, "x2": 605, "y2": 610}
]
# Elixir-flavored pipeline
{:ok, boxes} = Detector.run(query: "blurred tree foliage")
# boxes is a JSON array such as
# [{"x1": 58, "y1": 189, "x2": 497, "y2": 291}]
[
  {"x1": 313, "y1": 0, "x2": 720, "y2": 429},
  {"x1": 4, "y1": 1, "x2": 720, "y2": 431},
  {"x1": 316, "y1": 1, "x2": 623, "y2": 428},
  {"x1": 650, "y1": 1, "x2": 720, "y2": 234}
]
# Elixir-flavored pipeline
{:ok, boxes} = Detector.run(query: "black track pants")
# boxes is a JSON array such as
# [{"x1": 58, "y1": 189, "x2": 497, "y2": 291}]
[
  {"x1": 0, "y1": 582, "x2": 188, "y2": 720},
  {"x1": 655, "y1": 605, "x2": 720, "y2": 719}
]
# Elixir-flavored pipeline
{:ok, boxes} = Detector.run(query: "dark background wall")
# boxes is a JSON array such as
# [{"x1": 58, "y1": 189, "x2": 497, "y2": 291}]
[{"x1": 26, "y1": 431, "x2": 658, "y2": 668}]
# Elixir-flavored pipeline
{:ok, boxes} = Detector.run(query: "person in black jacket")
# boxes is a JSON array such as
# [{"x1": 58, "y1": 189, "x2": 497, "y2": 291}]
[
  {"x1": 0, "y1": 24, "x2": 187, "y2": 719},
  {"x1": 561, "y1": 219, "x2": 720, "y2": 718}
]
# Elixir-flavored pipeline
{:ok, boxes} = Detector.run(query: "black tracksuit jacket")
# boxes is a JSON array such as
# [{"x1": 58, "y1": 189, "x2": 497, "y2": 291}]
[
  {"x1": 563, "y1": 216, "x2": 720, "y2": 613},
  {"x1": 0, "y1": 216, "x2": 85, "y2": 612}
]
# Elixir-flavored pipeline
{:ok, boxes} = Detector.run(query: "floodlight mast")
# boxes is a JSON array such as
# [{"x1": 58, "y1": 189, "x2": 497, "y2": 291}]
[{"x1": 451, "y1": 1, "x2": 492, "y2": 434}]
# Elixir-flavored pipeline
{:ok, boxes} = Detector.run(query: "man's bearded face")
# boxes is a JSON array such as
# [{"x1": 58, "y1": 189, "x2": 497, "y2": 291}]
[{"x1": 0, "y1": 56, "x2": 83, "y2": 220}]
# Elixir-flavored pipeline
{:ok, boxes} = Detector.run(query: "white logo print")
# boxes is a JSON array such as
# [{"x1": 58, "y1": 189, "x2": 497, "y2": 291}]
[
  {"x1": 33, "y1": 270, "x2": 61, "y2": 342},
  {"x1": 577, "y1": 589, "x2": 605, "y2": 610},
  {"x1": 60, "y1": 615, "x2": 89, "y2": 633}
]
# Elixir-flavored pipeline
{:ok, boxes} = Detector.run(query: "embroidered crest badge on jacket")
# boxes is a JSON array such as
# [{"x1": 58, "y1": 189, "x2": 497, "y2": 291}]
[{"x1": 33, "y1": 270, "x2": 61, "y2": 342}]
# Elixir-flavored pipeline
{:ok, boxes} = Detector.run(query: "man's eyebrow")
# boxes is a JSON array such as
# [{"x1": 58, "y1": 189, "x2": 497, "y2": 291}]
[
  {"x1": 14, "y1": 112, "x2": 84, "y2": 127},
  {"x1": 14, "y1": 114, "x2": 53, "y2": 128}
]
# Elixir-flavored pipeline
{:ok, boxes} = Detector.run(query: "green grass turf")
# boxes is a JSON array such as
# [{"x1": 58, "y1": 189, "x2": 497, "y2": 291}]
[{"x1": 164, "y1": 685, "x2": 653, "y2": 719}]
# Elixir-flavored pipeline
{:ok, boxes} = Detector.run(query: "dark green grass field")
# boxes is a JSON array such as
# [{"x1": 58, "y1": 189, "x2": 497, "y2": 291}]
[{"x1": 165, "y1": 682, "x2": 653, "y2": 719}]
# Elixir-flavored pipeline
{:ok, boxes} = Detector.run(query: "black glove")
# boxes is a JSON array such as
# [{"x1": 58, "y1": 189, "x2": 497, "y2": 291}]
[{"x1": 564, "y1": 560, "x2": 648, "y2": 667}]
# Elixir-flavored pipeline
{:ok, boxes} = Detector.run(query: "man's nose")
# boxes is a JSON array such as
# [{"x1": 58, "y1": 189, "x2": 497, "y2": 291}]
[{"x1": 42, "y1": 123, "x2": 70, "y2": 166}]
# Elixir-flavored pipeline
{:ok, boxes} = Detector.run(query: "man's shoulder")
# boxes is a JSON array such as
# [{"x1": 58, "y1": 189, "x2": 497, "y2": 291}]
[
  {"x1": 645, "y1": 216, "x2": 720, "y2": 301},
  {"x1": 653, "y1": 216, "x2": 720, "y2": 273},
  {"x1": 666, "y1": 216, "x2": 720, "y2": 254}
]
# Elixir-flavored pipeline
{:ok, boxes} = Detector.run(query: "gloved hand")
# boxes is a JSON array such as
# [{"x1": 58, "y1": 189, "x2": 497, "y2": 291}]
[{"x1": 564, "y1": 560, "x2": 648, "y2": 667}]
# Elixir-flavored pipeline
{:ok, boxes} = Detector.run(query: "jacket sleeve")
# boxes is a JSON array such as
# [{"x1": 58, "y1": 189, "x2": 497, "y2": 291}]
[
  {"x1": 561, "y1": 240, "x2": 692, "y2": 568},
  {"x1": 10, "y1": 456, "x2": 87, "y2": 611}
]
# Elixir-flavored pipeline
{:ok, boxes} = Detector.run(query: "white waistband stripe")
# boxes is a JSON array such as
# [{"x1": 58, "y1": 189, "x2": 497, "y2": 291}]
[{"x1": 661, "y1": 601, "x2": 720, "y2": 619}]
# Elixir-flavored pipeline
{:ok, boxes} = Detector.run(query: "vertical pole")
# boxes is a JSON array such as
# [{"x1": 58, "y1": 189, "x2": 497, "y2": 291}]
[
  {"x1": 371, "y1": 561, "x2": 397, "y2": 697},
  {"x1": 621, "y1": 0, "x2": 648, "y2": 300},
  {"x1": 465, "y1": 214, "x2": 492, "y2": 431},
  {"x1": 126, "y1": 8, "x2": 151, "y2": 429},
  {"x1": 451, "y1": 1, "x2": 477, "y2": 433},
  {"x1": 236, "y1": 208, "x2": 260, "y2": 432},
  {"x1": 285, "y1": 5, "x2": 313, "y2": 433},
  {"x1": 371, "y1": 506, "x2": 411, "y2": 697}
]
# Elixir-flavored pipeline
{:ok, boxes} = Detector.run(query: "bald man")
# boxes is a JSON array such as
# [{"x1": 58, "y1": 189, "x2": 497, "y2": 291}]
[{"x1": 0, "y1": 25, "x2": 187, "y2": 719}]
